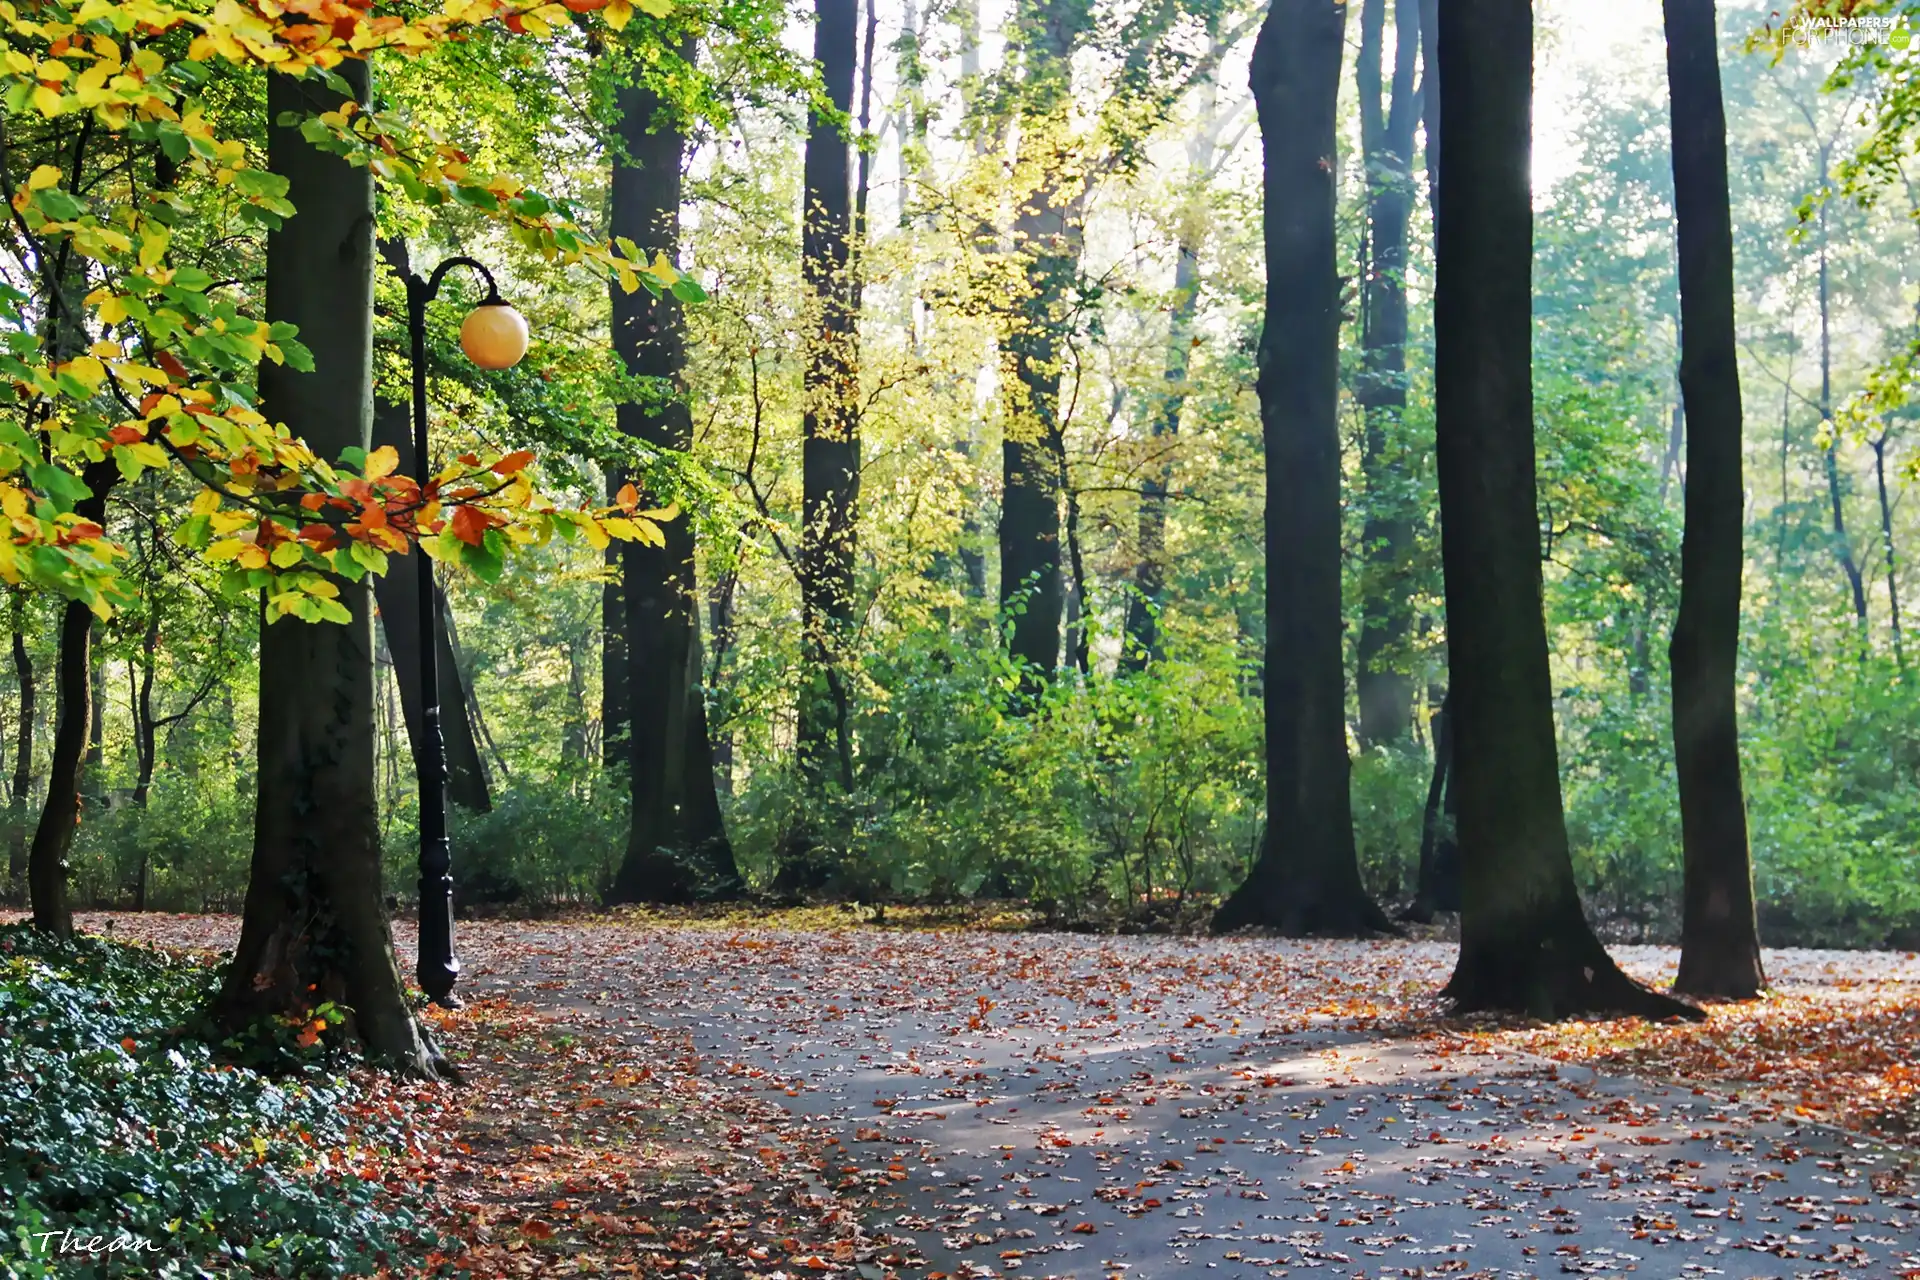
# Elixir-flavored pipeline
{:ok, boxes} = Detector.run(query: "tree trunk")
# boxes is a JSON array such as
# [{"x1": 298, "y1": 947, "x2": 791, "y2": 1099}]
[
  {"x1": 84, "y1": 648, "x2": 104, "y2": 798},
  {"x1": 213, "y1": 63, "x2": 450, "y2": 1078},
  {"x1": 370, "y1": 397, "x2": 492, "y2": 813},
  {"x1": 1816, "y1": 185, "x2": 1869, "y2": 630},
  {"x1": 1404, "y1": 693, "x2": 1460, "y2": 922},
  {"x1": 1665, "y1": 0, "x2": 1764, "y2": 1002},
  {"x1": 1432, "y1": 0, "x2": 1699, "y2": 1020},
  {"x1": 601, "y1": 520, "x2": 626, "y2": 768},
  {"x1": 1123, "y1": 32, "x2": 1226, "y2": 672},
  {"x1": 1354, "y1": 0, "x2": 1422, "y2": 748},
  {"x1": 6, "y1": 593, "x2": 30, "y2": 890},
  {"x1": 1000, "y1": 0, "x2": 1090, "y2": 688},
  {"x1": 605, "y1": 51, "x2": 742, "y2": 904},
  {"x1": 1211, "y1": 0, "x2": 1390, "y2": 938},
  {"x1": 1874, "y1": 432, "x2": 1905, "y2": 669},
  {"x1": 132, "y1": 608, "x2": 158, "y2": 808},
  {"x1": 798, "y1": 0, "x2": 861, "y2": 783}
]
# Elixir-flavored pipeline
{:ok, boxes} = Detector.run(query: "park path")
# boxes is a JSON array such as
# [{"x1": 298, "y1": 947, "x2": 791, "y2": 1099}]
[
  {"x1": 451, "y1": 922, "x2": 1920, "y2": 1279},
  {"x1": 70, "y1": 911, "x2": 1920, "y2": 1278}
]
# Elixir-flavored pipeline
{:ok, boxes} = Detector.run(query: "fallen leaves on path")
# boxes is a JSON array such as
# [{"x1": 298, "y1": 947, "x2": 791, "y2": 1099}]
[{"x1": 1487, "y1": 988, "x2": 1920, "y2": 1148}]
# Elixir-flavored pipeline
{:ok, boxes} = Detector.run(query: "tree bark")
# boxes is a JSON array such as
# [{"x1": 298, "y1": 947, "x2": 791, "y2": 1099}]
[
  {"x1": 1816, "y1": 182, "x2": 1869, "y2": 631},
  {"x1": 999, "y1": 0, "x2": 1090, "y2": 689},
  {"x1": 1665, "y1": 0, "x2": 1764, "y2": 1002},
  {"x1": 1874, "y1": 432, "x2": 1905, "y2": 669},
  {"x1": 1211, "y1": 0, "x2": 1390, "y2": 938},
  {"x1": 1354, "y1": 0, "x2": 1422, "y2": 747},
  {"x1": 605, "y1": 51, "x2": 742, "y2": 904},
  {"x1": 798, "y1": 0, "x2": 860, "y2": 782},
  {"x1": 1404, "y1": 693, "x2": 1460, "y2": 922},
  {"x1": 1432, "y1": 0, "x2": 1699, "y2": 1020},
  {"x1": 6, "y1": 593, "x2": 30, "y2": 891},
  {"x1": 213, "y1": 63, "x2": 451, "y2": 1077}
]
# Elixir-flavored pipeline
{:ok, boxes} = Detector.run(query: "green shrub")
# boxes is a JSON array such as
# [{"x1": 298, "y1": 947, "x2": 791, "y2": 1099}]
[{"x1": 0, "y1": 924, "x2": 433, "y2": 1277}]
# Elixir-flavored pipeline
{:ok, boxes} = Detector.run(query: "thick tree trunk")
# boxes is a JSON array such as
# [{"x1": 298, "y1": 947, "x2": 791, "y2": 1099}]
[
  {"x1": 1665, "y1": 0, "x2": 1763, "y2": 1001},
  {"x1": 999, "y1": 0, "x2": 1089, "y2": 688},
  {"x1": 1354, "y1": 0, "x2": 1422, "y2": 747},
  {"x1": 370, "y1": 397, "x2": 491, "y2": 813},
  {"x1": 6, "y1": 593, "x2": 30, "y2": 890},
  {"x1": 1432, "y1": 0, "x2": 1699, "y2": 1020},
  {"x1": 605, "y1": 54, "x2": 742, "y2": 904},
  {"x1": 798, "y1": 0, "x2": 861, "y2": 784},
  {"x1": 213, "y1": 63, "x2": 450, "y2": 1077},
  {"x1": 1211, "y1": 0, "x2": 1390, "y2": 938}
]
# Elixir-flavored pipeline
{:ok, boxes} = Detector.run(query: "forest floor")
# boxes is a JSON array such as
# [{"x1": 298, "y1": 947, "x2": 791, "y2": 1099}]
[{"x1": 67, "y1": 908, "x2": 1920, "y2": 1279}]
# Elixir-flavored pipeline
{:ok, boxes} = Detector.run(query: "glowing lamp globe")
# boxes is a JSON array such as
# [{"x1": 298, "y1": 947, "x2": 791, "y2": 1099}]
[{"x1": 460, "y1": 303, "x2": 529, "y2": 370}]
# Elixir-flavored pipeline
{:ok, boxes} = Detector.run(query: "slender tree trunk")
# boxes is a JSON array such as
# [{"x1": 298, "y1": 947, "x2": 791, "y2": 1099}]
[
  {"x1": 1404, "y1": 693, "x2": 1460, "y2": 921},
  {"x1": 1874, "y1": 432, "x2": 1905, "y2": 668},
  {"x1": 601, "y1": 527, "x2": 626, "y2": 769},
  {"x1": 132, "y1": 609, "x2": 158, "y2": 808},
  {"x1": 84, "y1": 650, "x2": 104, "y2": 797},
  {"x1": 1817, "y1": 185, "x2": 1869, "y2": 630},
  {"x1": 1000, "y1": 0, "x2": 1090, "y2": 689},
  {"x1": 1211, "y1": 0, "x2": 1389, "y2": 938},
  {"x1": 6, "y1": 594, "x2": 30, "y2": 891},
  {"x1": 213, "y1": 63, "x2": 451, "y2": 1077},
  {"x1": 1354, "y1": 0, "x2": 1422, "y2": 747},
  {"x1": 606, "y1": 49, "x2": 742, "y2": 904},
  {"x1": 1665, "y1": 0, "x2": 1764, "y2": 1001},
  {"x1": 1432, "y1": 0, "x2": 1699, "y2": 1020},
  {"x1": 1123, "y1": 35, "x2": 1226, "y2": 671},
  {"x1": 797, "y1": 0, "x2": 861, "y2": 784}
]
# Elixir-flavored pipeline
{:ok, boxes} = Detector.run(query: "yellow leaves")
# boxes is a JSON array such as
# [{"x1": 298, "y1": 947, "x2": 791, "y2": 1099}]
[
  {"x1": 643, "y1": 251, "x2": 680, "y2": 288},
  {"x1": 604, "y1": 0, "x2": 631, "y2": 29},
  {"x1": 191, "y1": 488, "x2": 222, "y2": 516},
  {"x1": 60, "y1": 356, "x2": 105, "y2": 391},
  {"x1": 88, "y1": 290, "x2": 127, "y2": 327},
  {"x1": 27, "y1": 164, "x2": 60, "y2": 190},
  {"x1": 138, "y1": 223, "x2": 169, "y2": 269},
  {"x1": 269, "y1": 540, "x2": 304, "y2": 569},
  {"x1": 364, "y1": 444, "x2": 399, "y2": 481}
]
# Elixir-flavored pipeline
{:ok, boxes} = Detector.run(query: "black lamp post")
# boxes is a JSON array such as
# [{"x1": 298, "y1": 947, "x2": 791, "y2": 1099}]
[{"x1": 393, "y1": 253, "x2": 529, "y2": 1008}]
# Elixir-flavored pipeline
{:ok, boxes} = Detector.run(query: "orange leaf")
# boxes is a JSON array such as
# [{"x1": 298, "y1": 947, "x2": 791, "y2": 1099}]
[
  {"x1": 616, "y1": 482, "x2": 639, "y2": 512},
  {"x1": 120, "y1": 1037, "x2": 136, "y2": 1052},
  {"x1": 450, "y1": 504, "x2": 490, "y2": 547},
  {"x1": 492, "y1": 449, "x2": 535, "y2": 476}
]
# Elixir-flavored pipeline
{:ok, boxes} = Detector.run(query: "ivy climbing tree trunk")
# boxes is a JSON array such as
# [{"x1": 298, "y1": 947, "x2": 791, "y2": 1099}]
[
  {"x1": 1211, "y1": 0, "x2": 1389, "y2": 938},
  {"x1": 606, "y1": 47, "x2": 742, "y2": 905},
  {"x1": 1433, "y1": 0, "x2": 1699, "y2": 1020},
  {"x1": 213, "y1": 63, "x2": 452, "y2": 1077},
  {"x1": 1354, "y1": 0, "x2": 1421, "y2": 748},
  {"x1": 1665, "y1": 0, "x2": 1764, "y2": 1001}
]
